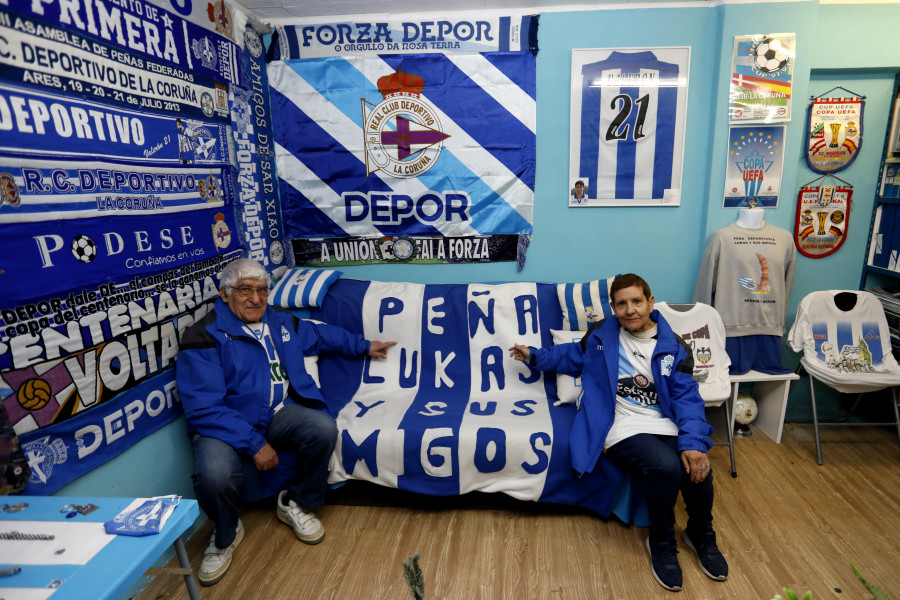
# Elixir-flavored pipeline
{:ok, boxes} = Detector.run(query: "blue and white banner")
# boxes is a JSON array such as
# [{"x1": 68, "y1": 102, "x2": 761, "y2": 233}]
[
  {"x1": 272, "y1": 15, "x2": 537, "y2": 59},
  {"x1": 0, "y1": 157, "x2": 230, "y2": 223},
  {"x1": 154, "y1": 0, "x2": 248, "y2": 49},
  {"x1": 0, "y1": 257, "x2": 236, "y2": 493},
  {"x1": 230, "y1": 26, "x2": 287, "y2": 273},
  {"x1": 309, "y1": 279, "x2": 626, "y2": 517},
  {"x1": 269, "y1": 50, "x2": 535, "y2": 240},
  {"x1": 0, "y1": 7, "x2": 229, "y2": 122},
  {"x1": 1, "y1": 0, "x2": 243, "y2": 85},
  {"x1": 0, "y1": 209, "x2": 239, "y2": 306},
  {"x1": 0, "y1": 82, "x2": 232, "y2": 166}
]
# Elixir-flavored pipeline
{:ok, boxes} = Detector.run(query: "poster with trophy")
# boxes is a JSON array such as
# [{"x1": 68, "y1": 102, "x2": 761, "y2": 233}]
[{"x1": 729, "y1": 34, "x2": 795, "y2": 123}]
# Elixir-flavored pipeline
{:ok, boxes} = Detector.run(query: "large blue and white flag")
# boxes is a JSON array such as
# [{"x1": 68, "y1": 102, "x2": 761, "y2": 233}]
[
  {"x1": 309, "y1": 278, "x2": 633, "y2": 518},
  {"x1": 268, "y1": 47, "x2": 535, "y2": 241}
]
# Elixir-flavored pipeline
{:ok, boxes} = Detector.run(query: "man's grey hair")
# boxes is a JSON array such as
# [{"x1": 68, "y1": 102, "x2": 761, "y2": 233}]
[{"x1": 219, "y1": 258, "x2": 271, "y2": 292}]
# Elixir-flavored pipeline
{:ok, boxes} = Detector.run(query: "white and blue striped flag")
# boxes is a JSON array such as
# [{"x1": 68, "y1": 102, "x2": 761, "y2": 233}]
[{"x1": 267, "y1": 25, "x2": 536, "y2": 241}]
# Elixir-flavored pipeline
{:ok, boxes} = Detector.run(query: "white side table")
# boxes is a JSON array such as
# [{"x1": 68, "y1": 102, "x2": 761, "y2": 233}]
[{"x1": 729, "y1": 370, "x2": 800, "y2": 444}]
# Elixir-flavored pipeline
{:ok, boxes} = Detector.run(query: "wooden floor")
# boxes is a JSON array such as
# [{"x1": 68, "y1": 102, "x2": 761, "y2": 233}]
[{"x1": 138, "y1": 423, "x2": 900, "y2": 600}]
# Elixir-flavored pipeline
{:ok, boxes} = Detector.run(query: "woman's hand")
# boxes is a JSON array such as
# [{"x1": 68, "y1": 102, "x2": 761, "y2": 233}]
[
  {"x1": 508, "y1": 344, "x2": 531, "y2": 363},
  {"x1": 681, "y1": 449, "x2": 711, "y2": 483}
]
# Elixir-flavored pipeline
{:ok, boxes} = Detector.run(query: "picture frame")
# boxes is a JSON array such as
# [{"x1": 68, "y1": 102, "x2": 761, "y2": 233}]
[{"x1": 569, "y1": 46, "x2": 690, "y2": 207}]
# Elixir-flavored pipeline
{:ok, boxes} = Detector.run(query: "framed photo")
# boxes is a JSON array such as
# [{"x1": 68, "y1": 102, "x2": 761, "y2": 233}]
[
  {"x1": 569, "y1": 46, "x2": 690, "y2": 207},
  {"x1": 569, "y1": 178, "x2": 590, "y2": 206}
]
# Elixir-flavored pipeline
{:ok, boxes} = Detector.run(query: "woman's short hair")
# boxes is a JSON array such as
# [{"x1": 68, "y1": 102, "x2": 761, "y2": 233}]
[
  {"x1": 220, "y1": 258, "x2": 270, "y2": 292},
  {"x1": 610, "y1": 273, "x2": 652, "y2": 303}
]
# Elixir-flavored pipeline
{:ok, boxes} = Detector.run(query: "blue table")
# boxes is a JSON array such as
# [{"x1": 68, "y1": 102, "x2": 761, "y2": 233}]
[{"x1": 0, "y1": 496, "x2": 200, "y2": 600}]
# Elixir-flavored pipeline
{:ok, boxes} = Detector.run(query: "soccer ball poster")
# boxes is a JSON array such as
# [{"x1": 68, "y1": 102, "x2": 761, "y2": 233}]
[
  {"x1": 729, "y1": 34, "x2": 795, "y2": 124},
  {"x1": 569, "y1": 47, "x2": 690, "y2": 207}
]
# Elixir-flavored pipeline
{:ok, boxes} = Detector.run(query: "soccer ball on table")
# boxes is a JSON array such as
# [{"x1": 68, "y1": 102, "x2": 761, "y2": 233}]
[
  {"x1": 753, "y1": 39, "x2": 789, "y2": 73},
  {"x1": 71, "y1": 234, "x2": 97, "y2": 263}
]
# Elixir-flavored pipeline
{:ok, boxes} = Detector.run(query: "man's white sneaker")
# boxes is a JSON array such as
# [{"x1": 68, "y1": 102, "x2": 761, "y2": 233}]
[
  {"x1": 277, "y1": 490, "x2": 325, "y2": 544},
  {"x1": 198, "y1": 519, "x2": 244, "y2": 586}
]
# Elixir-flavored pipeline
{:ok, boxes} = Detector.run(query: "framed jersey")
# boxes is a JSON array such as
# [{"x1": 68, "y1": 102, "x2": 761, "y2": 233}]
[{"x1": 569, "y1": 47, "x2": 690, "y2": 207}]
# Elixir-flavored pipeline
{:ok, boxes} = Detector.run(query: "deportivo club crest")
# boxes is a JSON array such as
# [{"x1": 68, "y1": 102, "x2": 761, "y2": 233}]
[{"x1": 362, "y1": 68, "x2": 450, "y2": 179}]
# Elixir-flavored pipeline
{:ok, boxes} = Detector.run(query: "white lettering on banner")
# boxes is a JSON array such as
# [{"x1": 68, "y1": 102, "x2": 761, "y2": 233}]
[
  {"x1": 297, "y1": 21, "x2": 493, "y2": 47},
  {"x1": 22, "y1": 1, "x2": 180, "y2": 64},
  {"x1": 0, "y1": 91, "x2": 145, "y2": 143},
  {"x1": 0, "y1": 263, "x2": 227, "y2": 369},
  {"x1": 344, "y1": 191, "x2": 471, "y2": 225},
  {"x1": 74, "y1": 379, "x2": 180, "y2": 458}
]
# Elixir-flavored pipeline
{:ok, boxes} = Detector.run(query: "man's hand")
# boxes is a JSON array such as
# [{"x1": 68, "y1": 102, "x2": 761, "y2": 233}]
[
  {"x1": 681, "y1": 449, "x2": 711, "y2": 483},
  {"x1": 369, "y1": 340, "x2": 397, "y2": 359},
  {"x1": 508, "y1": 344, "x2": 531, "y2": 363},
  {"x1": 253, "y1": 443, "x2": 279, "y2": 471}
]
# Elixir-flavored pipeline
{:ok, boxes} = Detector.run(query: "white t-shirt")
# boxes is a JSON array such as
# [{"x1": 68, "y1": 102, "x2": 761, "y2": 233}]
[
  {"x1": 655, "y1": 302, "x2": 731, "y2": 403},
  {"x1": 604, "y1": 325, "x2": 678, "y2": 449},
  {"x1": 243, "y1": 322, "x2": 290, "y2": 413},
  {"x1": 788, "y1": 290, "x2": 900, "y2": 393}
]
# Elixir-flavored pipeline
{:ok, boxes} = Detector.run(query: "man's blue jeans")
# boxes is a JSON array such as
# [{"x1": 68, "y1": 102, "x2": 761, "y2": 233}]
[
  {"x1": 604, "y1": 433, "x2": 715, "y2": 543},
  {"x1": 191, "y1": 403, "x2": 337, "y2": 549}
]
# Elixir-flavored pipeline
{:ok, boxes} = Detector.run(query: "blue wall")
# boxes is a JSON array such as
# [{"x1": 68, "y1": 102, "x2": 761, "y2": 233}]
[{"x1": 52, "y1": 0, "x2": 900, "y2": 581}]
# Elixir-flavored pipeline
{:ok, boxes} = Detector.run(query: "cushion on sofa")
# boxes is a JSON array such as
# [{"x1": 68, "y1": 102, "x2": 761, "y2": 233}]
[
  {"x1": 549, "y1": 329, "x2": 588, "y2": 407},
  {"x1": 557, "y1": 277, "x2": 617, "y2": 330},
  {"x1": 269, "y1": 268, "x2": 342, "y2": 308}
]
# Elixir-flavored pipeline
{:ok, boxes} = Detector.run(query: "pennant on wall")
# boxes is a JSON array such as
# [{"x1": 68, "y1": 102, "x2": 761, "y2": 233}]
[
  {"x1": 268, "y1": 20, "x2": 536, "y2": 258},
  {"x1": 806, "y1": 89, "x2": 865, "y2": 173},
  {"x1": 794, "y1": 176, "x2": 852, "y2": 259}
]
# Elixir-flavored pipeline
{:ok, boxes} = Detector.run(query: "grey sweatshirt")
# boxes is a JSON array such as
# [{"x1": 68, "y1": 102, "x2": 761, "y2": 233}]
[{"x1": 692, "y1": 221, "x2": 796, "y2": 337}]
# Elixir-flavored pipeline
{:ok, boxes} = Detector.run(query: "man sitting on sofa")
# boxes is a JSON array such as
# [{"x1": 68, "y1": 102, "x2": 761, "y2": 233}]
[
  {"x1": 509, "y1": 273, "x2": 727, "y2": 592},
  {"x1": 176, "y1": 258, "x2": 395, "y2": 586}
]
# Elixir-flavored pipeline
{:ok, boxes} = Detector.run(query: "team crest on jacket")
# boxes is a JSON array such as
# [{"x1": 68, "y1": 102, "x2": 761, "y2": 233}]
[
  {"x1": 661, "y1": 354, "x2": 674, "y2": 376},
  {"x1": 362, "y1": 69, "x2": 451, "y2": 179},
  {"x1": 281, "y1": 325, "x2": 291, "y2": 342}
]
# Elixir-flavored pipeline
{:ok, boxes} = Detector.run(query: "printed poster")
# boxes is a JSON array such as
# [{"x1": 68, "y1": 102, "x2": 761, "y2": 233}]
[
  {"x1": 724, "y1": 125, "x2": 786, "y2": 208},
  {"x1": 729, "y1": 34, "x2": 795, "y2": 123},
  {"x1": 569, "y1": 47, "x2": 690, "y2": 207}
]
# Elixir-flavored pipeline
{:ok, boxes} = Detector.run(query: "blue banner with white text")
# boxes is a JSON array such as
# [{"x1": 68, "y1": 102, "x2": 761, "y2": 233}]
[
  {"x1": 2, "y1": 0, "x2": 243, "y2": 85},
  {"x1": 308, "y1": 278, "x2": 627, "y2": 517}
]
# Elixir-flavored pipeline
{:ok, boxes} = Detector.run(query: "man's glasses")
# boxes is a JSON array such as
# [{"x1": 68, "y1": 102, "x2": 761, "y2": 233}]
[{"x1": 232, "y1": 285, "x2": 269, "y2": 298}]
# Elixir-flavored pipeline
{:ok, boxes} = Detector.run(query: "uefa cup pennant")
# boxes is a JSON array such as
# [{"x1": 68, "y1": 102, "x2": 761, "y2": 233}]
[
  {"x1": 794, "y1": 184, "x2": 852, "y2": 258},
  {"x1": 806, "y1": 95, "x2": 864, "y2": 173}
]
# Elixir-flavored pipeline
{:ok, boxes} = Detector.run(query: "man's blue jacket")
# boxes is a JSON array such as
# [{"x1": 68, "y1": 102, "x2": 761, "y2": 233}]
[
  {"x1": 176, "y1": 298, "x2": 370, "y2": 457},
  {"x1": 530, "y1": 310, "x2": 713, "y2": 476}
]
